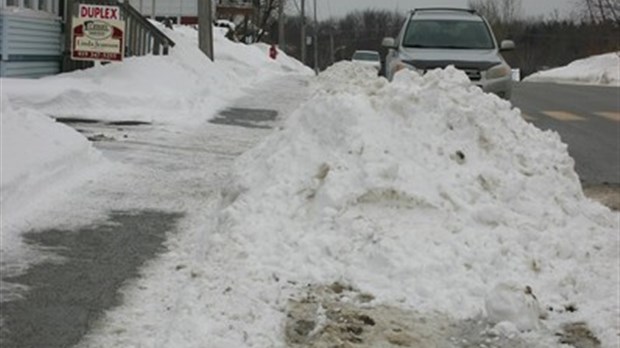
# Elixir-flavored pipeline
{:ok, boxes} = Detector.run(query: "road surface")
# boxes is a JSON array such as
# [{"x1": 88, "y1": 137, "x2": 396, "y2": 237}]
[{"x1": 511, "y1": 82, "x2": 619, "y2": 185}]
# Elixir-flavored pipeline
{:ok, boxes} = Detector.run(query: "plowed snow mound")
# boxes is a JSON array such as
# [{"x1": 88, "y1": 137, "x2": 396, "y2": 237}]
[
  {"x1": 205, "y1": 62, "x2": 619, "y2": 347},
  {"x1": 524, "y1": 52, "x2": 620, "y2": 86}
]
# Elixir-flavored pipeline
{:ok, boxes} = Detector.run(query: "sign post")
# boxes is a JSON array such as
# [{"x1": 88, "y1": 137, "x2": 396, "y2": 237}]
[
  {"x1": 71, "y1": 4, "x2": 125, "y2": 62},
  {"x1": 198, "y1": 0, "x2": 214, "y2": 60}
]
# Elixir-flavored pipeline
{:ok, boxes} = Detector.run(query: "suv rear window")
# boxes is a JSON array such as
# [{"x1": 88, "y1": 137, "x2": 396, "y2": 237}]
[{"x1": 403, "y1": 19, "x2": 494, "y2": 49}]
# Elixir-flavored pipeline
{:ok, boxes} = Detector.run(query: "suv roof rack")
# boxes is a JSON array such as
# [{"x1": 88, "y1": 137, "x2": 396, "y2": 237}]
[{"x1": 412, "y1": 8, "x2": 477, "y2": 14}]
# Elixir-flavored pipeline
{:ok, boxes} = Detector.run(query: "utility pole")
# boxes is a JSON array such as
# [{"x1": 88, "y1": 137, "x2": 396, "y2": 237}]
[
  {"x1": 278, "y1": 0, "x2": 285, "y2": 48},
  {"x1": 300, "y1": 0, "x2": 306, "y2": 65},
  {"x1": 198, "y1": 0, "x2": 214, "y2": 60},
  {"x1": 151, "y1": 0, "x2": 155, "y2": 19},
  {"x1": 63, "y1": 0, "x2": 75, "y2": 71},
  {"x1": 313, "y1": 0, "x2": 318, "y2": 74},
  {"x1": 330, "y1": 32, "x2": 334, "y2": 64}
]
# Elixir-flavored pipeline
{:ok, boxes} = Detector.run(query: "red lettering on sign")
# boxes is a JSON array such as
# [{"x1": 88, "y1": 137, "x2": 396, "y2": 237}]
[{"x1": 79, "y1": 5, "x2": 120, "y2": 19}]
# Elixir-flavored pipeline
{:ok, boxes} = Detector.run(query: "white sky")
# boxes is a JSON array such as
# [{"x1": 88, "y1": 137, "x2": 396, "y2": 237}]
[{"x1": 303, "y1": 0, "x2": 575, "y2": 20}]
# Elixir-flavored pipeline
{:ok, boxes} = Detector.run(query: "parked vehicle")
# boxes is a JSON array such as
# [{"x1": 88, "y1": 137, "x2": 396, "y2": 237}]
[
  {"x1": 382, "y1": 8, "x2": 515, "y2": 99},
  {"x1": 351, "y1": 50, "x2": 382, "y2": 72}
]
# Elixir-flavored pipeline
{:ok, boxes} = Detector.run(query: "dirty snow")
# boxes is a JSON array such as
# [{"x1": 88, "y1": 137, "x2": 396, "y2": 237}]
[{"x1": 189, "y1": 63, "x2": 619, "y2": 347}]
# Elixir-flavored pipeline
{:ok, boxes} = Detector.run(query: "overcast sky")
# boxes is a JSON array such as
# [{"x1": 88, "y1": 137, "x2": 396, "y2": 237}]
[{"x1": 306, "y1": 0, "x2": 575, "y2": 20}]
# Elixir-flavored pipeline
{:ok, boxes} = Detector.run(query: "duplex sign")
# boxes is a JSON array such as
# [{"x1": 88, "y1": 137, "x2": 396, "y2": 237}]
[
  {"x1": 71, "y1": 4, "x2": 125, "y2": 62},
  {"x1": 79, "y1": 4, "x2": 120, "y2": 20}
]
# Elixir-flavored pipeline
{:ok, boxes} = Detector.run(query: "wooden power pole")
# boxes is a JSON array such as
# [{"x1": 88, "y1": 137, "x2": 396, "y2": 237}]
[
  {"x1": 300, "y1": 0, "x2": 306, "y2": 65},
  {"x1": 330, "y1": 32, "x2": 334, "y2": 64},
  {"x1": 198, "y1": 0, "x2": 214, "y2": 60},
  {"x1": 278, "y1": 0, "x2": 285, "y2": 48},
  {"x1": 313, "y1": 0, "x2": 318, "y2": 73},
  {"x1": 63, "y1": 0, "x2": 75, "y2": 71}
]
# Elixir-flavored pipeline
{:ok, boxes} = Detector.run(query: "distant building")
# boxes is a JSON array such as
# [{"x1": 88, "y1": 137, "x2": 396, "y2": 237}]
[
  {"x1": 216, "y1": 0, "x2": 253, "y2": 21},
  {"x1": 127, "y1": 0, "x2": 199, "y2": 24},
  {"x1": 127, "y1": 0, "x2": 253, "y2": 25}
]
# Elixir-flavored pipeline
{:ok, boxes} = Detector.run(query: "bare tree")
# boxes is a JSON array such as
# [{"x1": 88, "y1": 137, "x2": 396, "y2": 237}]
[
  {"x1": 585, "y1": 0, "x2": 598, "y2": 22},
  {"x1": 469, "y1": 0, "x2": 501, "y2": 24},
  {"x1": 469, "y1": 0, "x2": 523, "y2": 41},
  {"x1": 253, "y1": 0, "x2": 279, "y2": 42},
  {"x1": 469, "y1": 0, "x2": 522, "y2": 24},
  {"x1": 501, "y1": 0, "x2": 523, "y2": 23},
  {"x1": 606, "y1": 0, "x2": 620, "y2": 22},
  {"x1": 578, "y1": 0, "x2": 620, "y2": 23}
]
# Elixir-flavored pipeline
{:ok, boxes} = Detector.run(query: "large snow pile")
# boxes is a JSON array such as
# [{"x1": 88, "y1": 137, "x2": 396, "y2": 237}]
[
  {"x1": 201, "y1": 63, "x2": 619, "y2": 346},
  {"x1": 524, "y1": 52, "x2": 620, "y2": 86},
  {"x1": 1, "y1": 25, "x2": 312, "y2": 124}
]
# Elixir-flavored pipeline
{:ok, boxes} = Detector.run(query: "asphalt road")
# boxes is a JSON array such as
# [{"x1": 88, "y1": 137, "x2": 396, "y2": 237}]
[{"x1": 511, "y1": 82, "x2": 620, "y2": 185}]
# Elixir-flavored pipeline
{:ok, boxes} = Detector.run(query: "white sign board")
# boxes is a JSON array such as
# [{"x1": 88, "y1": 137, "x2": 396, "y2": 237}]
[{"x1": 72, "y1": 4, "x2": 125, "y2": 62}]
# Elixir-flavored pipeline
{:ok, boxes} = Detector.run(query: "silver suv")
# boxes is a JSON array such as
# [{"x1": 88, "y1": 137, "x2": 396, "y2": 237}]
[{"x1": 383, "y1": 8, "x2": 515, "y2": 99}]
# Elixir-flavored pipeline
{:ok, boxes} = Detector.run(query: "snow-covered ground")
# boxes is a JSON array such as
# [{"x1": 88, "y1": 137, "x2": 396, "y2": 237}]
[
  {"x1": 1, "y1": 23, "x2": 619, "y2": 348},
  {"x1": 1, "y1": 24, "x2": 311, "y2": 276},
  {"x1": 524, "y1": 52, "x2": 620, "y2": 86}
]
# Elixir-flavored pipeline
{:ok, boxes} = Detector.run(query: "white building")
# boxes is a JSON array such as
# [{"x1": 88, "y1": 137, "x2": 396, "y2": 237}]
[{"x1": 0, "y1": 0, "x2": 63, "y2": 77}]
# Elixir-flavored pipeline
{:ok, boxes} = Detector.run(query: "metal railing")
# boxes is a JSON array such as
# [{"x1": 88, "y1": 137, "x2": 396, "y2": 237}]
[
  {"x1": 120, "y1": 0, "x2": 174, "y2": 56},
  {"x1": 62, "y1": 0, "x2": 175, "y2": 72}
]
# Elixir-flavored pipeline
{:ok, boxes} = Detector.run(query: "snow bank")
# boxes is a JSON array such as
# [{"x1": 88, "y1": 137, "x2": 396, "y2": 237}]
[
  {"x1": 0, "y1": 22, "x2": 311, "y2": 217},
  {"x1": 524, "y1": 52, "x2": 620, "y2": 86},
  {"x1": 203, "y1": 62, "x2": 619, "y2": 346},
  {"x1": 1, "y1": 98, "x2": 101, "y2": 268},
  {"x1": 0, "y1": 99, "x2": 99, "y2": 212},
  {"x1": 1, "y1": 25, "x2": 312, "y2": 124}
]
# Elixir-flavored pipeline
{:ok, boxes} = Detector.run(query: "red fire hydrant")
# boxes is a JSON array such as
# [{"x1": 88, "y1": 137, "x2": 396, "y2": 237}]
[{"x1": 269, "y1": 44, "x2": 278, "y2": 60}]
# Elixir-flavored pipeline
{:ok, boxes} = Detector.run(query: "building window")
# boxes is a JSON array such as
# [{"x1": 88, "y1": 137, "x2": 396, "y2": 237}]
[
  {"x1": 6, "y1": 0, "x2": 18, "y2": 6},
  {"x1": 23, "y1": 0, "x2": 32, "y2": 8}
]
